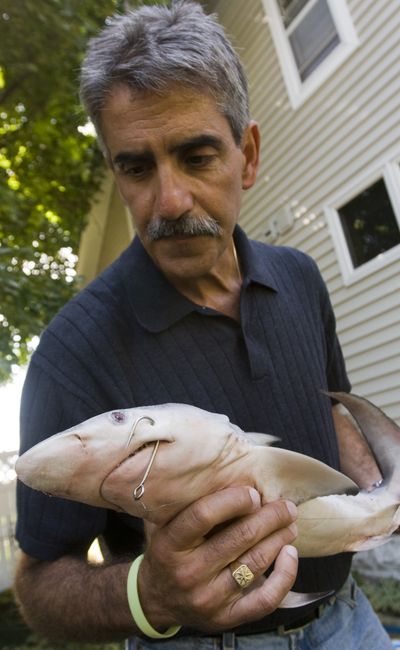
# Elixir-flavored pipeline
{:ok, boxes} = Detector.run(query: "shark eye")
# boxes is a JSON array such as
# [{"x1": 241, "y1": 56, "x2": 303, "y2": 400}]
[{"x1": 111, "y1": 411, "x2": 126, "y2": 423}]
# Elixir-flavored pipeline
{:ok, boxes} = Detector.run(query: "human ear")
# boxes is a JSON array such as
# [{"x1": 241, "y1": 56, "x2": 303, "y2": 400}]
[{"x1": 241, "y1": 121, "x2": 260, "y2": 190}]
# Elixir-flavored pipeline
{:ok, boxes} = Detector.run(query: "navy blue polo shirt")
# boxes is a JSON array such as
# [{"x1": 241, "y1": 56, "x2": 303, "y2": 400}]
[{"x1": 16, "y1": 225, "x2": 352, "y2": 630}]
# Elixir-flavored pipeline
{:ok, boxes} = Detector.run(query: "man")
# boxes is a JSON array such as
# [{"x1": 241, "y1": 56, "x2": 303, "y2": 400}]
[{"x1": 14, "y1": 2, "x2": 391, "y2": 648}]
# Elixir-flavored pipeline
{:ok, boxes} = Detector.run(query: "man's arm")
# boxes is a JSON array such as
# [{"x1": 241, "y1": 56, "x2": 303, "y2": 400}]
[
  {"x1": 14, "y1": 551, "x2": 133, "y2": 642},
  {"x1": 14, "y1": 486, "x2": 298, "y2": 643},
  {"x1": 332, "y1": 405, "x2": 382, "y2": 489}
]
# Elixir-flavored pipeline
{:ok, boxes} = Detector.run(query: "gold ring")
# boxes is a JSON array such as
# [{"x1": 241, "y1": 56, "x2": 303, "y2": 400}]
[{"x1": 231, "y1": 562, "x2": 254, "y2": 589}]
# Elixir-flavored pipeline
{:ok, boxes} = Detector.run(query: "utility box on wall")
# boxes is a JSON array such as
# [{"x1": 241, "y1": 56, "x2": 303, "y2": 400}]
[{"x1": 265, "y1": 205, "x2": 294, "y2": 243}]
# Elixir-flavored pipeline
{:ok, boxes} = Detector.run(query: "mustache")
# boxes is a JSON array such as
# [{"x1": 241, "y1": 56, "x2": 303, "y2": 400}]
[{"x1": 146, "y1": 214, "x2": 223, "y2": 241}]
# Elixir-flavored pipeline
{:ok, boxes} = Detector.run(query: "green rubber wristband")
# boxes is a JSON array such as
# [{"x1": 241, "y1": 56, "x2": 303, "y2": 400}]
[{"x1": 127, "y1": 554, "x2": 181, "y2": 639}]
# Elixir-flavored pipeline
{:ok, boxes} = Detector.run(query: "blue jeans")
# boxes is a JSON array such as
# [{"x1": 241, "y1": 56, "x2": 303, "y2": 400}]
[{"x1": 126, "y1": 576, "x2": 392, "y2": 649}]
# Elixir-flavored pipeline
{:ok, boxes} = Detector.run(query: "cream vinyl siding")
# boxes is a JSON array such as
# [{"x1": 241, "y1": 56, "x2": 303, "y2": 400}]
[
  {"x1": 78, "y1": 171, "x2": 133, "y2": 284},
  {"x1": 211, "y1": 0, "x2": 400, "y2": 420}
]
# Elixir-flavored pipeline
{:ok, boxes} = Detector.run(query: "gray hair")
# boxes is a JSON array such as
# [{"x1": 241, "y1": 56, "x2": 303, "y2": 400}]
[{"x1": 79, "y1": 0, "x2": 250, "y2": 149}]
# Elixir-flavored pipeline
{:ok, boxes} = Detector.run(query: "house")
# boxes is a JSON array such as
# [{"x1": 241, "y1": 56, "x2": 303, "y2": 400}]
[{"x1": 78, "y1": 0, "x2": 400, "y2": 423}]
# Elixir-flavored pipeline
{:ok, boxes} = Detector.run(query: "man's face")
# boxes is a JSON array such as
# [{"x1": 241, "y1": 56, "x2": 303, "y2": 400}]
[{"x1": 100, "y1": 84, "x2": 259, "y2": 281}]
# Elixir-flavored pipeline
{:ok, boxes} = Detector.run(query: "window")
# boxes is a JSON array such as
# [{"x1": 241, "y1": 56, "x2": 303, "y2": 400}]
[
  {"x1": 324, "y1": 162, "x2": 400, "y2": 285},
  {"x1": 338, "y1": 179, "x2": 400, "y2": 269},
  {"x1": 263, "y1": 0, "x2": 359, "y2": 108}
]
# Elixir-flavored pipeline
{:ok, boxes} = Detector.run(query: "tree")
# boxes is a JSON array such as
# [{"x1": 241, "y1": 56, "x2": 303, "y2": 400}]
[{"x1": 0, "y1": 0, "x2": 123, "y2": 383}]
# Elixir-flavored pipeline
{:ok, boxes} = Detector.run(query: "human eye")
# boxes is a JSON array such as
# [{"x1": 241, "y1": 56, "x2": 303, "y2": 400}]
[
  {"x1": 117, "y1": 164, "x2": 147, "y2": 179},
  {"x1": 185, "y1": 148, "x2": 217, "y2": 169},
  {"x1": 115, "y1": 157, "x2": 152, "y2": 180}
]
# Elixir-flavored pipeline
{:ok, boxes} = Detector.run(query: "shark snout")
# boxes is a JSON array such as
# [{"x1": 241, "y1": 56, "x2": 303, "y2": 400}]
[{"x1": 16, "y1": 430, "x2": 90, "y2": 495}]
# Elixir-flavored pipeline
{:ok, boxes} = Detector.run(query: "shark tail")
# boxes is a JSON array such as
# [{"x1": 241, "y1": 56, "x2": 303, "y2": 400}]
[{"x1": 326, "y1": 391, "x2": 400, "y2": 489}]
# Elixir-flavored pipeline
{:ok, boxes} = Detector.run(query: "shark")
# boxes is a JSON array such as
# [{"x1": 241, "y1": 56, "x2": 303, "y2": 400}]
[{"x1": 16, "y1": 391, "x2": 400, "y2": 559}]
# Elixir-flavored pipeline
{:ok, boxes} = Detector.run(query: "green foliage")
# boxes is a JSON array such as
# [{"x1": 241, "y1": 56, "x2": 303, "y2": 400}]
[
  {"x1": 354, "y1": 572, "x2": 400, "y2": 617},
  {"x1": 0, "y1": 0, "x2": 124, "y2": 383}
]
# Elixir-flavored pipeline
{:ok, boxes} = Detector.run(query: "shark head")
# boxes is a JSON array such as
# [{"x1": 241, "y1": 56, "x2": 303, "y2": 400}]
[
  {"x1": 16, "y1": 403, "x2": 250, "y2": 520},
  {"x1": 16, "y1": 405, "x2": 169, "y2": 507}
]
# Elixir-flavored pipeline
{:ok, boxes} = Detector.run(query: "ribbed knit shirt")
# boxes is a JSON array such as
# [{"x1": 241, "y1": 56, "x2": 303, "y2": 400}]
[{"x1": 16, "y1": 225, "x2": 352, "y2": 631}]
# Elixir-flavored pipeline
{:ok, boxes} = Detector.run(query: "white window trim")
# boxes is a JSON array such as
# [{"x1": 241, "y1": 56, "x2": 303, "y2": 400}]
[
  {"x1": 262, "y1": 0, "x2": 359, "y2": 109},
  {"x1": 324, "y1": 160, "x2": 400, "y2": 286}
]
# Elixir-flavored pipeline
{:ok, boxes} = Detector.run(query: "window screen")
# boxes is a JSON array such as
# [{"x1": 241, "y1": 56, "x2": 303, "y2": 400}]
[{"x1": 287, "y1": 0, "x2": 340, "y2": 80}]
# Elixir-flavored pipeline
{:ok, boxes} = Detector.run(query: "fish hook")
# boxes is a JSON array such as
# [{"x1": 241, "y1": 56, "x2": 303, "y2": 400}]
[
  {"x1": 133, "y1": 439, "x2": 160, "y2": 501},
  {"x1": 124, "y1": 414, "x2": 159, "y2": 502},
  {"x1": 125, "y1": 415, "x2": 155, "y2": 449}
]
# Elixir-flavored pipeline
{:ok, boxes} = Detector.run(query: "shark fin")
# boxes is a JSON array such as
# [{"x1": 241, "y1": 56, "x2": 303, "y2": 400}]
[
  {"x1": 260, "y1": 447, "x2": 359, "y2": 504},
  {"x1": 351, "y1": 504, "x2": 400, "y2": 551},
  {"x1": 279, "y1": 590, "x2": 334, "y2": 608},
  {"x1": 350, "y1": 535, "x2": 394, "y2": 552},
  {"x1": 245, "y1": 432, "x2": 280, "y2": 446}
]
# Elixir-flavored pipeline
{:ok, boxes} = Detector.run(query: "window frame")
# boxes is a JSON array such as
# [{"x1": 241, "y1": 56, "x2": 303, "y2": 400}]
[
  {"x1": 324, "y1": 160, "x2": 400, "y2": 286},
  {"x1": 262, "y1": 0, "x2": 359, "y2": 109}
]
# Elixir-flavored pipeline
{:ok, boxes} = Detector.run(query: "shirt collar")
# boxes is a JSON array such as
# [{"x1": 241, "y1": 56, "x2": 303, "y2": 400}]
[
  {"x1": 123, "y1": 225, "x2": 278, "y2": 333},
  {"x1": 234, "y1": 225, "x2": 279, "y2": 291}
]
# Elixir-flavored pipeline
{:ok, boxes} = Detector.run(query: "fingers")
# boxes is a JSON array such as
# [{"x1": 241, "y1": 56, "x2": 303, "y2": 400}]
[
  {"x1": 164, "y1": 486, "x2": 262, "y2": 550},
  {"x1": 154, "y1": 488, "x2": 297, "y2": 589},
  {"x1": 223, "y1": 545, "x2": 298, "y2": 628},
  {"x1": 223, "y1": 514, "x2": 297, "y2": 590},
  {"x1": 138, "y1": 486, "x2": 265, "y2": 628},
  {"x1": 204, "y1": 501, "x2": 297, "y2": 610},
  {"x1": 202, "y1": 499, "x2": 297, "y2": 573},
  {"x1": 139, "y1": 489, "x2": 299, "y2": 632}
]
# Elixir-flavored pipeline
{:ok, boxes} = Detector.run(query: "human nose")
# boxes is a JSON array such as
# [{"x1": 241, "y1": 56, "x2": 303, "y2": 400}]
[{"x1": 155, "y1": 165, "x2": 194, "y2": 219}]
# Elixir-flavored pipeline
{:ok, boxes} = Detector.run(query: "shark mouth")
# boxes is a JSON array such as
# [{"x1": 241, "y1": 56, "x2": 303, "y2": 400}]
[
  {"x1": 125, "y1": 441, "x2": 158, "y2": 461},
  {"x1": 99, "y1": 438, "x2": 163, "y2": 512}
]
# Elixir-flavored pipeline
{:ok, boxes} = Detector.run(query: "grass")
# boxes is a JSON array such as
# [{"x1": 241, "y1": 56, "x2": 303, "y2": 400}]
[{"x1": 353, "y1": 572, "x2": 400, "y2": 631}]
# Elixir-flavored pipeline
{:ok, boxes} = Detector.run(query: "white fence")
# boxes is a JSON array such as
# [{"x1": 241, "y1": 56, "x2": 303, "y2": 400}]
[{"x1": 0, "y1": 451, "x2": 18, "y2": 592}]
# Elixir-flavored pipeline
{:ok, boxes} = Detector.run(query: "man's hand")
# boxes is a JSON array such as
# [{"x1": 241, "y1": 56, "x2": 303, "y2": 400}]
[
  {"x1": 138, "y1": 486, "x2": 298, "y2": 632},
  {"x1": 14, "y1": 487, "x2": 297, "y2": 641}
]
